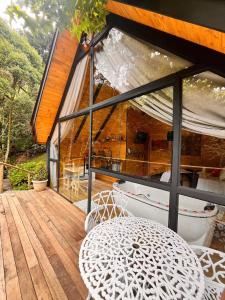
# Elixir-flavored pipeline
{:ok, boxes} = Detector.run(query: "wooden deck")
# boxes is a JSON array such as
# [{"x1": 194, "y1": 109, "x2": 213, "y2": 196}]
[{"x1": 0, "y1": 189, "x2": 88, "y2": 300}]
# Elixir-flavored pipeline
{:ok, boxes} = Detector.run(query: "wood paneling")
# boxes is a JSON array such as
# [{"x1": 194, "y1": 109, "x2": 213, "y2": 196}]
[
  {"x1": 0, "y1": 189, "x2": 88, "y2": 300},
  {"x1": 106, "y1": 0, "x2": 225, "y2": 54},
  {"x1": 34, "y1": 31, "x2": 78, "y2": 144}
]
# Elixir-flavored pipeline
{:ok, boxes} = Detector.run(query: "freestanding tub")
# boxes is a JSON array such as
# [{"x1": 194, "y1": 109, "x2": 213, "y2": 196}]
[{"x1": 113, "y1": 181, "x2": 218, "y2": 246}]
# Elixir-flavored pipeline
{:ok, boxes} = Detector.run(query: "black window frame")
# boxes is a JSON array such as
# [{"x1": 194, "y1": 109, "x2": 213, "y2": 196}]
[{"x1": 48, "y1": 13, "x2": 225, "y2": 232}]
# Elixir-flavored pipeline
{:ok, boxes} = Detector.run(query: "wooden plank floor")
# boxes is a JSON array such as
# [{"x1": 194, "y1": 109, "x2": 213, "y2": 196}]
[{"x1": 0, "y1": 189, "x2": 88, "y2": 300}]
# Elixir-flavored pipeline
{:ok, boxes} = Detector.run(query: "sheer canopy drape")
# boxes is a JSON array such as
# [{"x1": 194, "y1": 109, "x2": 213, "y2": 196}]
[
  {"x1": 95, "y1": 28, "x2": 225, "y2": 139},
  {"x1": 51, "y1": 54, "x2": 89, "y2": 146}
]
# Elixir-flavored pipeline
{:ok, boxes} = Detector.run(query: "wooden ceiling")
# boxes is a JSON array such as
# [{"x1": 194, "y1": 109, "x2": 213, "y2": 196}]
[
  {"x1": 33, "y1": 31, "x2": 78, "y2": 144},
  {"x1": 106, "y1": 0, "x2": 225, "y2": 54}
]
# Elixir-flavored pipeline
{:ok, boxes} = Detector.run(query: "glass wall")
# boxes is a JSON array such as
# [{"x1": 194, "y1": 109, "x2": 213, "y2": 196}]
[
  {"x1": 92, "y1": 87, "x2": 173, "y2": 182},
  {"x1": 50, "y1": 161, "x2": 57, "y2": 191},
  {"x1": 177, "y1": 195, "x2": 225, "y2": 252},
  {"x1": 77, "y1": 173, "x2": 170, "y2": 227},
  {"x1": 54, "y1": 21, "x2": 225, "y2": 254},
  {"x1": 93, "y1": 28, "x2": 191, "y2": 104},
  {"x1": 59, "y1": 115, "x2": 90, "y2": 203},
  {"x1": 49, "y1": 129, "x2": 59, "y2": 191},
  {"x1": 180, "y1": 72, "x2": 225, "y2": 195}
]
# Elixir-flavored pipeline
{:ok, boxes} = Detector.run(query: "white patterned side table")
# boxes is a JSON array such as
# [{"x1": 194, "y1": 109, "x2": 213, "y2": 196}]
[{"x1": 79, "y1": 217, "x2": 205, "y2": 300}]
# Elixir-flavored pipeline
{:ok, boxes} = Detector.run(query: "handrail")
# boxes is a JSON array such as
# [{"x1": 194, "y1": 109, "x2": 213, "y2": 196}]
[
  {"x1": 0, "y1": 162, "x2": 35, "y2": 174},
  {"x1": 0, "y1": 161, "x2": 35, "y2": 193}
]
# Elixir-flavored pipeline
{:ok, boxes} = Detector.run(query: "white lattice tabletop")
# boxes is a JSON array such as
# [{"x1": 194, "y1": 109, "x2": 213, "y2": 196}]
[{"x1": 79, "y1": 217, "x2": 205, "y2": 300}]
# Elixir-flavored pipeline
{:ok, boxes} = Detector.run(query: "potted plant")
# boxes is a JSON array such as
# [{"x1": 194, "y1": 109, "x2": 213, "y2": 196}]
[{"x1": 32, "y1": 166, "x2": 48, "y2": 191}]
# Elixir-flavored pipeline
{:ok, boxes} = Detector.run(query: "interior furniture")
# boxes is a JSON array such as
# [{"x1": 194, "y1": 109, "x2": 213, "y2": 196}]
[
  {"x1": 80, "y1": 217, "x2": 205, "y2": 299},
  {"x1": 191, "y1": 245, "x2": 225, "y2": 300},
  {"x1": 84, "y1": 190, "x2": 133, "y2": 233}
]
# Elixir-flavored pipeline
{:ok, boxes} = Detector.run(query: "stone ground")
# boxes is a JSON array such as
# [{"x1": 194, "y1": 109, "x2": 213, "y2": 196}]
[{"x1": 3, "y1": 178, "x2": 11, "y2": 191}]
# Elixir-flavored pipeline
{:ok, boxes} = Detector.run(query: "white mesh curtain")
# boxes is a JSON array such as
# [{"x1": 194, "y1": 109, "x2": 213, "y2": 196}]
[
  {"x1": 49, "y1": 54, "x2": 89, "y2": 187},
  {"x1": 95, "y1": 28, "x2": 225, "y2": 139}
]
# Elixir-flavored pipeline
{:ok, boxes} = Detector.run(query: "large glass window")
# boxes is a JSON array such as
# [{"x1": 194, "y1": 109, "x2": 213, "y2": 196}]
[
  {"x1": 177, "y1": 195, "x2": 224, "y2": 252},
  {"x1": 53, "y1": 21, "x2": 225, "y2": 257},
  {"x1": 93, "y1": 28, "x2": 192, "y2": 104},
  {"x1": 92, "y1": 87, "x2": 173, "y2": 182},
  {"x1": 180, "y1": 72, "x2": 225, "y2": 195},
  {"x1": 59, "y1": 115, "x2": 90, "y2": 202},
  {"x1": 50, "y1": 161, "x2": 57, "y2": 191},
  {"x1": 74, "y1": 173, "x2": 169, "y2": 227}
]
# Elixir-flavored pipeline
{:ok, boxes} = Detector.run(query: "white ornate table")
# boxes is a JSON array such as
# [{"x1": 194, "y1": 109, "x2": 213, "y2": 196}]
[{"x1": 79, "y1": 217, "x2": 205, "y2": 300}]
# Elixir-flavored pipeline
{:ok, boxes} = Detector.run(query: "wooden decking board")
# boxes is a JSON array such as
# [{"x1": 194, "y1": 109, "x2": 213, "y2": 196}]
[
  {"x1": 0, "y1": 189, "x2": 88, "y2": 300},
  {"x1": 2, "y1": 195, "x2": 38, "y2": 300},
  {"x1": 31, "y1": 192, "x2": 80, "y2": 263},
  {"x1": 31, "y1": 193, "x2": 79, "y2": 262},
  {"x1": 32, "y1": 191, "x2": 83, "y2": 256},
  {"x1": 0, "y1": 198, "x2": 22, "y2": 300},
  {"x1": 0, "y1": 210, "x2": 6, "y2": 300},
  {"x1": 18, "y1": 192, "x2": 86, "y2": 299},
  {"x1": 8, "y1": 196, "x2": 52, "y2": 300},
  {"x1": 36, "y1": 190, "x2": 83, "y2": 238},
  {"x1": 41, "y1": 191, "x2": 85, "y2": 239},
  {"x1": 14, "y1": 195, "x2": 68, "y2": 300},
  {"x1": 26, "y1": 202, "x2": 86, "y2": 298}
]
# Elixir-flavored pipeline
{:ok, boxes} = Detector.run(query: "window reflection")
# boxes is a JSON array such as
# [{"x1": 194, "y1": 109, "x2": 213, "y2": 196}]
[
  {"x1": 59, "y1": 116, "x2": 90, "y2": 202},
  {"x1": 178, "y1": 195, "x2": 225, "y2": 253},
  {"x1": 50, "y1": 161, "x2": 57, "y2": 191},
  {"x1": 181, "y1": 72, "x2": 225, "y2": 195},
  {"x1": 94, "y1": 28, "x2": 192, "y2": 104},
  {"x1": 92, "y1": 87, "x2": 173, "y2": 182}
]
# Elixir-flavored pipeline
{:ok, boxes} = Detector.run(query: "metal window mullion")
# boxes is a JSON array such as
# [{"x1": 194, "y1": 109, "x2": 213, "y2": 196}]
[
  {"x1": 90, "y1": 167, "x2": 171, "y2": 192},
  {"x1": 178, "y1": 186, "x2": 225, "y2": 206},
  {"x1": 47, "y1": 139, "x2": 50, "y2": 187},
  {"x1": 57, "y1": 121, "x2": 61, "y2": 193},
  {"x1": 87, "y1": 46, "x2": 94, "y2": 214},
  {"x1": 58, "y1": 64, "x2": 206, "y2": 123},
  {"x1": 168, "y1": 80, "x2": 182, "y2": 231},
  {"x1": 49, "y1": 158, "x2": 58, "y2": 162}
]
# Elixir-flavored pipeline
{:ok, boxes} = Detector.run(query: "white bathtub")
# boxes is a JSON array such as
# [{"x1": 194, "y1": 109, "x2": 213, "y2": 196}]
[{"x1": 113, "y1": 182, "x2": 218, "y2": 246}]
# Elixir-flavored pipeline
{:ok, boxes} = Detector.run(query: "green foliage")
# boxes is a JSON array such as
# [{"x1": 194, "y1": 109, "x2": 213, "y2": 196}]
[
  {"x1": 0, "y1": 18, "x2": 43, "y2": 161},
  {"x1": 33, "y1": 166, "x2": 47, "y2": 181},
  {"x1": 71, "y1": 0, "x2": 107, "y2": 39},
  {"x1": 6, "y1": 0, "x2": 108, "y2": 55},
  {"x1": 7, "y1": 0, "x2": 77, "y2": 61},
  {"x1": 9, "y1": 161, "x2": 47, "y2": 190}
]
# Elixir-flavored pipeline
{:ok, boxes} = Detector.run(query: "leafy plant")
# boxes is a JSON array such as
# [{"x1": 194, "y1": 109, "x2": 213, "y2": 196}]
[
  {"x1": 33, "y1": 166, "x2": 47, "y2": 181},
  {"x1": 71, "y1": 0, "x2": 107, "y2": 39},
  {"x1": 6, "y1": 0, "x2": 108, "y2": 53},
  {"x1": 9, "y1": 161, "x2": 47, "y2": 190}
]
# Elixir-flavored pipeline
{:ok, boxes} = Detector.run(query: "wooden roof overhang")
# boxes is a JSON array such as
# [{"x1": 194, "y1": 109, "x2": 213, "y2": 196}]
[
  {"x1": 106, "y1": 0, "x2": 225, "y2": 54},
  {"x1": 31, "y1": 30, "x2": 79, "y2": 144},
  {"x1": 32, "y1": 0, "x2": 225, "y2": 145}
]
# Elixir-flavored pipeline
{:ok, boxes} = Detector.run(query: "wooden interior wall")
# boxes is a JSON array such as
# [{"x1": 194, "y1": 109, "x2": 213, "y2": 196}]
[
  {"x1": 125, "y1": 107, "x2": 172, "y2": 177},
  {"x1": 60, "y1": 98, "x2": 224, "y2": 181},
  {"x1": 106, "y1": 0, "x2": 225, "y2": 54},
  {"x1": 34, "y1": 31, "x2": 78, "y2": 144}
]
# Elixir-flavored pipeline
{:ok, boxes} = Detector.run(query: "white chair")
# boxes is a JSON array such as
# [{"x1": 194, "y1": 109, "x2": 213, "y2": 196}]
[
  {"x1": 191, "y1": 245, "x2": 225, "y2": 300},
  {"x1": 84, "y1": 190, "x2": 133, "y2": 233}
]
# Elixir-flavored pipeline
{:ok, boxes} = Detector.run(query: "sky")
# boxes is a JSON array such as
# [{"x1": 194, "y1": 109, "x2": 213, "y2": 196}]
[
  {"x1": 0, "y1": 0, "x2": 24, "y2": 29},
  {"x1": 0, "y1": 0, "x2": 11, "y2": 19}
]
